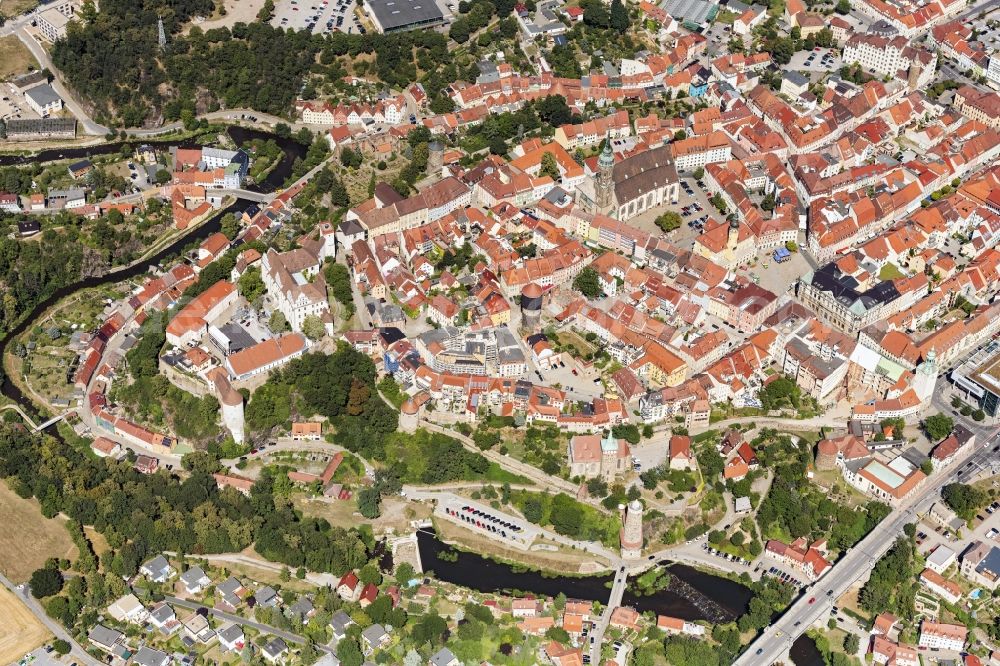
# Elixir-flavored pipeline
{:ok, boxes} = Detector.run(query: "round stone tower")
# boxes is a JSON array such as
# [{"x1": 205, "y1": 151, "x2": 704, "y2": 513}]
[
  {"x1": 208, "y1": 368, "x2": 245, "y2": 445},
  {"x1": 520, "y1": 282, "x2": 543, "y2": 331},
  {"x1": 400, "y1": 398, "x2": 419, "y2": 434},
  {"x1": 815, "y1": 438, "x2": 838, "y2": 471},
  {"x1": 621, "y1": 500, "x2": 643, "y2": 559},
  {"x1": 428, "y1": 141, "x2": 444, "y2": 177}
]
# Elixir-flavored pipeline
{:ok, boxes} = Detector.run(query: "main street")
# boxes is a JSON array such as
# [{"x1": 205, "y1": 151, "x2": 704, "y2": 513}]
[
  {"x1": 589, "y1": 564, "x2": 629, "y2": 664},
  {"x1": 734, "y1": 425, "x2": 1000, "y2": 665}
]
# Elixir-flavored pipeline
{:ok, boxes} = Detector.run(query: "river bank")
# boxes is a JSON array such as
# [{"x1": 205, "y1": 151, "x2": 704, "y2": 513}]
[{"x1": 416, "y1": 529, "x2": 752, "y2": 623}]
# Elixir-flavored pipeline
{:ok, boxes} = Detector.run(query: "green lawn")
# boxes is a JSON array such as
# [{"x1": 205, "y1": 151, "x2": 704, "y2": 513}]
[{"x1": 878, "y1": 262, "x2": 904, "y2": 280}]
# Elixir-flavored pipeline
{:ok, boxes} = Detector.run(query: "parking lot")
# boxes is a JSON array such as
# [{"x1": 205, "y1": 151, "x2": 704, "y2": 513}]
[
  {"x1": 15, "y1": 645, "x2": 72, "y2": 666},
  {"x1": 629, "y1": 175, "x2": 719, "y2": 249},
  {"x1": 0, "y1": 81, "x2": 42, "y2": 123},
  {"x1": 787, "y1": 47, "x2": 842, "y2": 77},
  {"x1": 270, "y1": 0, "x2": 365, "y2": 35}
]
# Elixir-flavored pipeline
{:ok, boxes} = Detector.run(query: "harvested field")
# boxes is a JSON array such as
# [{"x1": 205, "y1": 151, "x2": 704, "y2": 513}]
[
  {"x1": 0, "y1": 585, "x2": 51, "y2": 664},
  {"x1": 0, "y1": 481, "x2": 77, "y2": 582}
]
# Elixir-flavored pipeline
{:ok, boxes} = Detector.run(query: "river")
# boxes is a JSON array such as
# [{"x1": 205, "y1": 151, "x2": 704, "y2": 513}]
[
  {"x1": 416, "y1": 529, "x2": 752, "y2": 622},
  {"x1": 0, "y1": 126, "x2": 307, "y2": 418},
  {"x1": 0, "y1": 125, "x2": 306, "y2": 176}
]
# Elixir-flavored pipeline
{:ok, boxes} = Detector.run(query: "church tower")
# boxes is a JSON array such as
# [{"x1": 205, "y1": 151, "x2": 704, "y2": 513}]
[
  {"x1": 596, "y1": 137, "x2": 615, "y2": 211},
  {"x1": 727, "y1": 216, "x2": 740, "y2": 251},
  {"x1": 913, "y1": 348, "x2": 938, "y2": 404}
]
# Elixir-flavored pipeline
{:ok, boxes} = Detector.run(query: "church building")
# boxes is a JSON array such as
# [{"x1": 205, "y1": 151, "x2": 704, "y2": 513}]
[{"x1": 577, "y1": 141, "x2": 680, "y2": 221}]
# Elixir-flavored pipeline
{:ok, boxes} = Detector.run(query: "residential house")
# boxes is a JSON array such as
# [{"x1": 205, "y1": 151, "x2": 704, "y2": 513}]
[
  {"x1": 140, "y1": 555, "x2": 176, "y2": 583},
  {"x1": 871, "y1": 636, "x2": 918, "y2": 666},
  {"x1": 87, "y1": 625, "x2": 125, "y2": 654},
  {"x1": 361, "y1": 624, "x2": 391, "y2": 653},
  {"x1": 919, "y1": 568, "x2": 962, "y2": 604},
  {"x1": 330, "y1": 611, "x2": 355, "y2": 640},
  {"x1": 132, "y1": 647, "x2": 171, "y2": 666},
  {"x1": 288, "y1": 596, "x2": 315, "y2": 624},
  {"x1": 262, "y1": 637, "x2": 289, "y2": 663},
  {"x1": 960, "y1": 541, "x2": 1000, "y2": 590},
  {"x1": 918, "y1": 621, "x2": 967, "y2": 651},
  {"x1": 182, "y1": 612, "x2": 217, "y2": 644},
  {"x1": 925, "y1": 545, "x2": 956, "y2": 574},
  {"x1": 107, "y1": 594, "x2": 149, "y2": 624},
  {"x1": 657, "y1": 615, "x2": 707, "y2": 637},
  {"x1": 668, "y1": 434, "x2": 694, "y2": 470},
  {"x1": 148, "y1": 602, "x2": 181, "y2": 635},
  {"x1": 217, "y1": 624, "x2": 246, "y2": 652},
  {"x1": 511, "y1": 598, "x2": 541, "y2": 617},
  {"x1": 179, "y1": 566, "x2": 211, "y2": 595},
  {"x1": 216, "y1": 577, "x2": 247, "y2": 611},
  {"x1": 338, "y1": 572, "x2": 362, "y2": 601},
  {"x1": 254, "y1": 586, "x2": 280, "y2": 607},
  {"x1": 429, "y1": 648, "x2": 460, "y2": 666}
]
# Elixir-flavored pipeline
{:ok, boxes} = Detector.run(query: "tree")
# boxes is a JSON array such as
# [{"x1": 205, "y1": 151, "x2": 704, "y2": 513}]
[
  {"x1": 268, "y1": 310, "x2": 289, "y2": 333},
  {"x1": 835, "y1": 0, "x2": 851, "y2": 12},
  {"x1": 302, "y1": 315, "x2": 326, "y2": 341},
  {"x1": 920, "y1": 459, "x2": 933, "y2": 475},
  {"x1": 430, "y1": 95, "x2": 454, "y2": 114},
  {"x1": 449, "y1": 16, "x2": 471, "y2": 42},
  {"x1": 609, "y1": 0, "x2": 629, "y2": 31},
  {"x1": 572, "y1": 267, "x2": 602, "y2": 298},
  {"x1": 522, "y1": 497, "x2": 544, "y2": 523},
  {"x1": 257, "y1": 0, "x2": 275, "y2": 21},
  {"x1": 330, "y1": 176, "x2": 350, "y2": 209},
  {"x1": 336, "y1": 638, "x2": 363, "y2": 666},
  {"x1": 220, "y1": 213, "x2": 238, "y2": 240},
  {"x1": 395, "y1": 562, "x2": 416, "y2": 584},
  {"x1": 539, "y1": 151, "x2": 561, "y2": 181},
  {"x1": 760, "y1": 192, "x2": 776, "y2": 212},
  {"x1": 693, "y1": 167, "x2": 705, "y2": 180},
  {"x1": 357, "y1": 488, "x2": 381, "y2": 519},
  {"x1": 942, "y1": 482, "x2": 989, "y2": 520},
  {"x1": 30, "y1": 567, "x2": 62, "y2": 598},
  {"x1": 922, "y1": 414, "x2": 954, "y2": 441},
  {"x1": 654, "y1": 211, "x2": 682, "y2": 233},
  {"x1": 238, "y1": 266, "x2": 266, "y2": 303},
  {"x1": 758, "y1": 376, "x2": 802, "y2": 411},
  {"x1": 51, "y1": 640, "x2": 70, "y2": 656},
  {"x1": 154, "y1": 169, "x2": 171, "y2": 185}
]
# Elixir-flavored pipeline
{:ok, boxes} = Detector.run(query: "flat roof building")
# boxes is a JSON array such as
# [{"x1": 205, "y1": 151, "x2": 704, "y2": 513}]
[
  {"x1": 36, "y1": 6, "x2": 73, "y2": 42},
  {"x1": 363, "y1": 0, "x2": 446, "y2": 33},
  {"x1": 953, "y1": 339, "x2": 1000, "y2": 417}
]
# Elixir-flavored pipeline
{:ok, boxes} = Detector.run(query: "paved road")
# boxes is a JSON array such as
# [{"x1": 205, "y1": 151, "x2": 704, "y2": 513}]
[
  {"x1": 735, "y1": 426, "x2": 1000, "y2": 665},
  {"x1": 163, "y1": 595, "x2": 331, "y2": 652},
  {"x1": 216, "y1": 189, "x2": 273, "y2": 203},
  {"x1": 0, "y1": 573, "x2": 104, "y2": 666},
  {"x1": 589, "y1": 564, "x2": 628, "y2": 664},
  {"x1": 15, "y1": 28, "x2": 110, "y2": 136}
]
